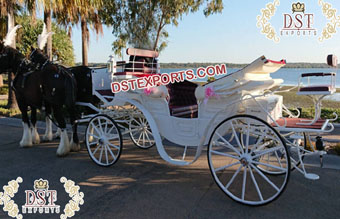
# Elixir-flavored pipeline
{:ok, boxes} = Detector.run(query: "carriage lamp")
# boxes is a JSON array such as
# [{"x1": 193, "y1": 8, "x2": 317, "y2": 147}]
[
  {"x1": 107, "y1": 55, "x2": 115, "y2": 73},
  {"x1": 315, "y1": 136, "x2": 324, "y2": 151}
]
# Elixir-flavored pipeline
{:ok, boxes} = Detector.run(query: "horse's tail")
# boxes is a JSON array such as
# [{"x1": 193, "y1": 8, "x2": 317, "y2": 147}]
[{"x1": 63, "y1": 68, "x2": 77, "y2": 108}]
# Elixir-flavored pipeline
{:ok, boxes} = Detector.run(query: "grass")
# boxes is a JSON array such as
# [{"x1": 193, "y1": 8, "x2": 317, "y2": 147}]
[
  {"x1": 279, "y1": 87, "x2": 340, "y2": 108},
  {"x1": 0, "y1": 84, "x2": 9, "y2": 95},
  {"x1": 0, "y1": 100, "x2": 21, "y2": 117}
]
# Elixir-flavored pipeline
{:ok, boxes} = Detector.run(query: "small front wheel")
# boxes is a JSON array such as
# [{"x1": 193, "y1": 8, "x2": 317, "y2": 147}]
[
  {"x1": 208, "y1": 115, "x2": 290, "y2": 206},
  {"x1": 86, "y1": 115, "x2": 123, "y2": 167},
  {"x1": 129, "y1": 111, "x2": 155, "y2": 149}
]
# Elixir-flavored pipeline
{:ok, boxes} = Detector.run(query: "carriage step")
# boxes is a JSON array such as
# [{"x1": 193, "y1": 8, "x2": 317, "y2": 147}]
[
  {"x1": 304, "y1": 173, "x2": 319, "y2": 180},
  {"x1": 289, "y1": 134, "x2": 304, "y2": 140}
]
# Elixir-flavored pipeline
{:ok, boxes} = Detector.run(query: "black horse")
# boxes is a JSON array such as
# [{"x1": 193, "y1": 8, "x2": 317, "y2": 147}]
[
  {"x1": 0, "y1": 43, "x2": 81, "y2": 156},
  {"x1": 0, "y1": 44, "x2": 42, "y2": 147}
]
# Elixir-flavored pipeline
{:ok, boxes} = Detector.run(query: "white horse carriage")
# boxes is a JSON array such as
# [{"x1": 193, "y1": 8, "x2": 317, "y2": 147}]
[{"x1": 75, "y1": 48, "x2": 338, "y2": 206}]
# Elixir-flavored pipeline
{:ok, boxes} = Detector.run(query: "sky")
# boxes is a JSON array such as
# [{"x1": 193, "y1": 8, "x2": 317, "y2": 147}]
[{"x1": 70, "y1": 0, "x2": 340, "y2": 64}]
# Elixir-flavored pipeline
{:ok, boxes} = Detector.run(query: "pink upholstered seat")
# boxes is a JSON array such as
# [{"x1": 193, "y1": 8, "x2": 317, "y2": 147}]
[
  {"x1": 273, "y1": 118, "x2": 325, "y2": 129},
  {"x1": 167, "y1": 81, "x2": 198, "y2": 118}
]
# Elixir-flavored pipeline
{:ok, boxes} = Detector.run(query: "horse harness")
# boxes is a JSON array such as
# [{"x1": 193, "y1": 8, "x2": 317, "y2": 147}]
[{"x1": 12, "y1": 59, "x2": 36, "y2": 90}]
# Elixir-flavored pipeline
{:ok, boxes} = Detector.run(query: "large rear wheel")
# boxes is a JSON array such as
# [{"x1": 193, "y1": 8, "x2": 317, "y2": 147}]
[{"x1": 208, "y1": 115, "x2": 290, "y2": 206}]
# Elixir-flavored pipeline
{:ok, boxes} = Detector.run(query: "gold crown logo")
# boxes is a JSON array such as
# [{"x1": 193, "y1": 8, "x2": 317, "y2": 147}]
[
  {"x1": 292, "y1": 2, "x2": 305, "y2": 13},
  {"x1": 34, "y1": 179, "x2": 49, "y2": 190}
]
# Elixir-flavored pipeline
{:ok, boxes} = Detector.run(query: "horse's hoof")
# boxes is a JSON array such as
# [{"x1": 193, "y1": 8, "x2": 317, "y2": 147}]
[
  {"x1": 70, "y1": 142, "x2": 81, "y2": 152},
  {"x1": 32, "y1": 135, "x2": 40, "y2": 144},
  {"x1": 56, "y1": 143, "x2": 71, "y2": 156},
  {"x1": 56, "y1": 147, "x2": 70, "y2": 157},
  {"x1": 42, "y1": 134, "x2": 53, "y2": 142},
  {"x1": 20, "y1": 141, "x2": 32, "y2": 148}
]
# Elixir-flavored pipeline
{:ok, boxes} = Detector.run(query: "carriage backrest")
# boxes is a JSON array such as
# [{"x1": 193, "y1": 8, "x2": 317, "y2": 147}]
[{"x1": 126, "y1": 48, "x2": 159, "y2": 58}]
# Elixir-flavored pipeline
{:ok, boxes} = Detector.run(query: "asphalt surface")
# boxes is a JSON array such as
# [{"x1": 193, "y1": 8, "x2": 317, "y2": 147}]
[{"x1": 0, "y1": 118, "x2": 340, "y2": 219}]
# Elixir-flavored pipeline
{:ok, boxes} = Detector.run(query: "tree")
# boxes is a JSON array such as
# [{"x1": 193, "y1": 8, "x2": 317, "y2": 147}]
[
  {"x1": 16, "y1": 15, "x2": 75, "y2": 66},
  {"x1": 54, "y1": 0, "x2": 103, "y2": 66},
  {"x1": 36, "y1": 0, "x2": 63, "y2": 61},
  {"x1": 0, "y1": 0, "x2": 23, "y2": 109},
  {"x1": 100, "y1": 0, "x2": 223, "y2": 56}
]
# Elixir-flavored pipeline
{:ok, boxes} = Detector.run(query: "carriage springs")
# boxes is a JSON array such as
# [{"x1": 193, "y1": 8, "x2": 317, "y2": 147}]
[{"x1": 111, "y1": 64, "x2": 227, "y2": 93}]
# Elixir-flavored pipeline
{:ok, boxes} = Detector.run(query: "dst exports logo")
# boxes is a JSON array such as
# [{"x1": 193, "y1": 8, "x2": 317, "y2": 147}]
[
  {"x1": 0, "y1": 177, "x2": 84, "y2": 218},
  {"x1": 22, "y1": 179, "x2": 60, "y2": 214},
  {"x1": 281, "y1": 2, "x2": 317, "y2": 36},
  {"x1": 257, "y1": 0, "x2": 340, "y2": 43}
]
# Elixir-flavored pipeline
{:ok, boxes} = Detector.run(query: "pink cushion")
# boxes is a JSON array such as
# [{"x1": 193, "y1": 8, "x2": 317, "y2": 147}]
[{"x1": 273, "y1": 118, "x2": 325, "y2": 129}]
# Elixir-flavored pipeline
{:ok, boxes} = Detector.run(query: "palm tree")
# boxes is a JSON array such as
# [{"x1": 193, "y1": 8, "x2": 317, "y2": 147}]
[
  {"x1": 55, "y1": 0, "x2": 103, "y2": 66},
  {"x1": 0, "y1": 0, "x2": 24, "y2": 109},
  {"x1": 36, "y1": 0, "x2": 63, "y2": 60}
]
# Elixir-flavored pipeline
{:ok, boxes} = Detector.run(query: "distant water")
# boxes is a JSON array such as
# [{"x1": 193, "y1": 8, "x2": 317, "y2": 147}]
[
  {"x1": 162, "y1": 68, "x2": 340, "y2": 87},
  {"x1": 162, "y1": 67, "x2": 340, "y2": 101}
]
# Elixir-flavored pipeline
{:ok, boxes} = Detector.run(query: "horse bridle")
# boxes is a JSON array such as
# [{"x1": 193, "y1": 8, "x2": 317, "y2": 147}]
[{"x1": 29, "y1": 48, "x2": 50, "y2": 70}]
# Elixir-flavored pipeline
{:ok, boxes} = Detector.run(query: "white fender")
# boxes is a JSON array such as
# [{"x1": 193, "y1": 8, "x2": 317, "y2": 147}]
[
  {"x1": 56, "y1": 129, "x2": 70, "y2": 156},
  {"x1": 117, "y1": 97, "x2": 204, "y2": 166},
  {"x1": 43, "y1": 116, "x2": 53, "y2": 141},
  {"x1": 20, "y1": 122, "x2": 32, "y2": 147}
]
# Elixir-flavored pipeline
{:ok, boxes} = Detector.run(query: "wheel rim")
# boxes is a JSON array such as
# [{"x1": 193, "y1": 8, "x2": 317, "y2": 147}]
[
  {"x1": 208, "y1": 115, "x2": 290, "y2": 205},
  {"x1": 129, "y1": 113, "x2": 155, "y2": 149},
  {"x1": 86, "y1": 115, "x2": 122, "y2": 166}
]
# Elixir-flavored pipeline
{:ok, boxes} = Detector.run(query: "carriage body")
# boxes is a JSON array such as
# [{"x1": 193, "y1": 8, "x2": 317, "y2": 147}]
[{"x1": 79, "y1": 48, "x2": 337, "y2": 206}]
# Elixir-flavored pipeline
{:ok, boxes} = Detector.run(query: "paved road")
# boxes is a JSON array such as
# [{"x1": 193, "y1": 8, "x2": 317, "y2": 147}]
[{"x1": 0, "y1": 119, "x2": 340, "y2": 219}]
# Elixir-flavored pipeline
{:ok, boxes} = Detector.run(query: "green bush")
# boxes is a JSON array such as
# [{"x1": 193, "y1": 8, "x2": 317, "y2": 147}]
[{"x1": 288, "y1": 107, "x2": 340, "y2": 123}]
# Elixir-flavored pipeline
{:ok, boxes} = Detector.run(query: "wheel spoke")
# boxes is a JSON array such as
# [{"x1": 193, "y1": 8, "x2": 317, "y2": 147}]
[
  {"x1": 137, "y1": 131, "x2": 143, "y2": 143},
  {"x1": 91, "y1": 123, "x2": 102, "y2": 136},
  {"x1": 129, "y1": 128, "x2": 141, "y2": 133},
  {"x1": 252, "y1": 146, "x2": 283, "y2": 159},
  {"x1": 89, "y1": 141, "x2": 98, "y2": 147},
  {"x1": 88, "y1": 133, "x2": 100, "y2": 140},
  {"x1": 242, "y1": 166, "x2": 247, "y2": 200},
  {"x1": 252, "y1": 161, "x2": 286, "y2": 172},
  {"x1": 99, "y1": 145, "x2": 104, "y2": 163},
  {"x1": 104, "y1": 121, "x2": 108, "y2": 134},
  {"x1": 107, "y1": 145, "x2": 116, "y2": 160},
  {"x1": 250, "y1": 164, "x2": 280, "y2": 192},
  {"x1": 225, "y1": 165, "x2": 242, "y2": 189},
  {"x1": 274, "y1": 151, "x2": 283, "y2": 168},
  {"x1": 132, "y1": 117, "x2": 142, "y2": 126},
  {"x1": 214, "y1": 161, "x2": 240, "y2": 172},
  {"x1": 250, "y1": 135, "x2": 265, "y2": 154},
  {"x1": 97, "y1": 117, "x2": 104, "y2": 133},
  {"x1": 92, "y1": 144, "x2": 101, "y2": 155},
  {"x1": 142, "y1": 132, "x2": 145, "y2": 146},
  {"x1": 145, "y1": 131, "x2": 153, "y2": 144},
  {"x1": 249, "y1": 165, "x2": 264, "y2": 201},
  {"x1": 245, "y1": 121, "x2": 250, "y2": 152},
  {"x1": 230, "y1": 121, "x2": 244, "y2": 154},
  {"x1": 108, "y1": 142, "x2": 120, "y2": 150},
  {"x1": 104, "y1": 144, "x2": 109, "y2": 165},
  {"x1": 107, "y1": 134, "x2": 120, "y2": 140},
  {"x1": 215, "y1": 132, "x2": 242, "y2": 156},
  {"x1": 211, "y1": 150, "x2": 239, "y2": 160}
]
